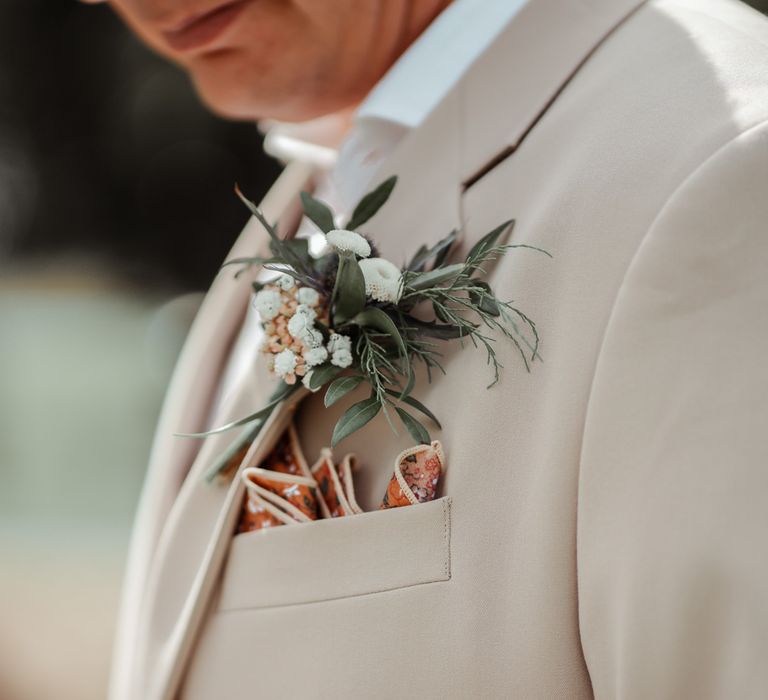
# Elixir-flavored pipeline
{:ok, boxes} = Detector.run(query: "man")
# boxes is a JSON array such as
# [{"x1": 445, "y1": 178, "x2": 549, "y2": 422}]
[{"x1": 100, "y1": 0, "x2": 768, "y2": 697}]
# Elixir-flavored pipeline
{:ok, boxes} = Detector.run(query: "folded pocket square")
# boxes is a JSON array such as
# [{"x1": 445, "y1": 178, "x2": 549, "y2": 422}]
[
  {"x1": 380, "y1": 441, "x2": 445, "y2": 509},
  {"x1": 235, "y1": 423, "x2": 445, "y2": 533},
  {"x1": 238, "y1": 425, "x2": 320, "y2": 533},
  {"x1": 311, "y1": 450, "x2": 363, "y2": 518}
]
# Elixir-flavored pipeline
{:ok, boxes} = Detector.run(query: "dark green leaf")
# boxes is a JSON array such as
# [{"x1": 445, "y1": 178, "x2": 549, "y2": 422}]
[
  {"x1": 324, "y1": 375, "x2": 365, "y2": 407},
  {"x1": 283, "y1": 237, "x2": 311, "y2": 263},
  {"x1": 350, "y1": 307, "x2": 406, "y2": 356},
  {"x1": 384, "y1": 390, "x2": 442, "y2": 429},
  {"x1": 300, "y1": 191, "x2": 335, "y2": 233},
  {"x1": 406, "y1": 263, "x2": 466, "y2": 291},
  {"x1": 403, "y1": 315, "x2": 471, "y2": 340},
  {"x1": 236, "y1": 184, "x2": 312, "y2": 277},
  {"x1": 406, "y1": 244, "x2": 429, "y2": 272},
  {"x1": 469, "y1": 281, "x2": 501, "y2": 316},
  {"x1": 331, "y1": 397, "x2": 382, "y2": 447},
  {"x1": 308, "y1": 363, "x2": 343, "y2": 390},
  {"x1": 466, "y1": 219, "x2": 515, "y2": 268},
  {"x1": 346, "y1": 175, "x2": 397, "y2": 230},
  {"x1": 395, "y1": 407, "x2": 431, "y2": 444},
  {"x1": 406, "y1": 230, "x2": 458, "y2": 272},
  {"x1": 332, "y1": 251, "x2": 366, "y2": 322},
  {"x1": 433, "y1": 302, "x2": 452, "y2": 323}
]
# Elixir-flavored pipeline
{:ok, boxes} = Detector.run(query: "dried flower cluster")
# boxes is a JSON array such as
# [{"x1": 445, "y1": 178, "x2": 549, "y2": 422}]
[{"x1": 255, "y1": 274, "x2": 353, "y2": 387}]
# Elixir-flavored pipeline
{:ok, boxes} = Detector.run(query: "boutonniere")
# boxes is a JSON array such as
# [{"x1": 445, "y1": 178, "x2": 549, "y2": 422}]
[{"x1": 200, "y1": 176, "x2": 549, "y2": 481}]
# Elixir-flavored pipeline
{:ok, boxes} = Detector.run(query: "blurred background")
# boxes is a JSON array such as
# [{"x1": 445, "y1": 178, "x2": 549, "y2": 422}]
[
  {"x1": 0, "y1": 2, "x2": 279, "y2": 699},
  {"x1": 1, "y1": 1, "x2": 767, "y2": 699}
]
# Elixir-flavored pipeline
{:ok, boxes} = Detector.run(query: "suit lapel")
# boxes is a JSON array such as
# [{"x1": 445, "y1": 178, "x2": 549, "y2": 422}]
[
  {"x1": 112, "y1": 161, "x2": 316, "y2": 700},
  {"x1": 459, "y1": 0, "x2": 648, "y2": 184},
  {"x1": 357, "y1": 0, "x2": 648, "y2": 258}
]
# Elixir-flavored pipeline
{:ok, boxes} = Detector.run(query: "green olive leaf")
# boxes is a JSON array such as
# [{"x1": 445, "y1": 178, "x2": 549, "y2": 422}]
[
  {"x1": 300, "y1": 191, "x2": 335, "y2": 233},
  {"x1": 308, "y1": 363, "x2": 343, "y2": 391},
  {"x1": 465, "y1": 219, "x2": 515, "y2": 270},
  {"x1": 346, "y1": 175, "x2": 397, "y2": 230},
  {"x1": 350, "y1": 307, "x2": 406, "y2": 356},
  {"x1": 384, "y1": 390, "x2": 442, "y2": 429},
  {"x1": 405, "y1": 263, "x2": 465, "y2": 291},
  {"x1": 331, "y1": 397, "x2": 382, "y2": 447},
  {"x1": 323, "y1": 375, "x2": 364, "y2": 407},
  {"x1": 332, "y1": 251, "x2": 366, "y2": 322},
  {"x1": 395, "y1": 407, "x2": 431, "y2": 445},
  {"x1": 178, "y1": 381, "x2": 299, "y2": 438}
]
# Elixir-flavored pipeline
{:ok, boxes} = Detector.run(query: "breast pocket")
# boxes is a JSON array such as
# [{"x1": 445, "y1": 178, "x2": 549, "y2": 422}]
[{"x1": 216, "y1": 496, "x2": 452, "y2": 612}]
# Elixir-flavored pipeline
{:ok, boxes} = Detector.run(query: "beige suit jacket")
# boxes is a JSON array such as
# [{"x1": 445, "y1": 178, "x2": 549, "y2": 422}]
[{"x1": 110, "y1": 0, "x2": 768, "y2": 697}]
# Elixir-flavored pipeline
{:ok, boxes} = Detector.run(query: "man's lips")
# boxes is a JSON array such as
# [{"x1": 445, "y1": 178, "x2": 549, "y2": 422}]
[{"x1": 162, "y1": 0, "x2": 249, "y2": 52}]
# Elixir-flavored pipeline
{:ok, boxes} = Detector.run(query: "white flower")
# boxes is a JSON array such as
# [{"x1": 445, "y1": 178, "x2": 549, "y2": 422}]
[
  {"x1": 326, "y1": 229, "x2": 371, "y2": 258},
  {"x1": 331, "y1": 347, "x2": 353, "y2": 369},
  {"x1": 254, "y1": 289, "x2": 282, "y2": 320},
  {"x1": 274, "y1": 348, "x2": 298, "y2": 378},
  {"x1": 288, "y1": 311, "x2": 314, "y2": 339},
  {"x1": 295, "y1": 303, "x2": 317, "y2": 321},
  {"x1": 327, "y1": 334, "x2": 354, "y2": 369},
  {"x1": 303, "y1": 328, "x2": 324, "y2": 348},
  {"x1": 275, "y1": 274, "x2": 295, "y2": 291},
  {"x1": 296, "y1": 287, "x2": 320, "y2": 306},
  {"x1": 303, "y1": 346, "x2": 328, "y2": 367},
  {"x1": 327, "y1": 333, "x2": 351, "y2": 355},
  {"x1": 359, "y1": 258, "x2": 403, "y2": 303}
]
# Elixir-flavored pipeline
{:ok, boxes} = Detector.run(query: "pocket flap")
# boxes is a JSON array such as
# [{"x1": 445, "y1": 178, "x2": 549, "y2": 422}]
[{"x1": 218, "y1": 496, "x2": 451, "y2": 611}]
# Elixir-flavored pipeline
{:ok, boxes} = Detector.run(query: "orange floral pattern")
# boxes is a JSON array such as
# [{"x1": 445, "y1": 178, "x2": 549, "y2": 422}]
[
  {"x1": 380, "y1": 442, "x2": 444, "y2": 509},
  {"x1": 235, "y1": 425, "x2": 445, "y2": 533},
  {"x1": 237, "y1": 426, "x2": 317, "y2": 534},
  {"x1": 311, "y1": 453, "x2": 347, "y2": 518}
]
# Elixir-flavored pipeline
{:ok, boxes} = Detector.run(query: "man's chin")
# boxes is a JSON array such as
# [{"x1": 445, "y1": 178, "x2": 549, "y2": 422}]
[{"x1": 189, "y1": 63, "x2": 353, "y2": 123}]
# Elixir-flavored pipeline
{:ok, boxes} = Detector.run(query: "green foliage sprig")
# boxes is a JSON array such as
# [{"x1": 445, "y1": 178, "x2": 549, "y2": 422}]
[{"x1": 196, "y1": 177, "x2": 549, "y2": 481}]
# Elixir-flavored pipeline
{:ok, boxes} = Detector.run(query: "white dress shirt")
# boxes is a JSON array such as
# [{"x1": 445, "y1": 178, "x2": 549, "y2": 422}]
[{"x1": 213, "y1": 0, "x2": 529, "y2": 418}]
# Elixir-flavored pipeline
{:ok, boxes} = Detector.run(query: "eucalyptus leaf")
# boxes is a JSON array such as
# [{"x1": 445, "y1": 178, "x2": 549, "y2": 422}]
[
  {"x1": 346, "y1": 175, "x2": 397, "y2": 230},
  {"x1": 300, "y1": 191, "x2": 335, "y2": 233},
  {"x1": 331, "y1": 397, "x2": 382, "y2": 447},
  {"x1": 384, "y1": 390, "x2": 442, "y2": 429},
  {"x1": 308, "y1": 363, "x2": 343, "y2": 390},
  {"x1": 350, "y1": 307, "x2": 406, "y2": 356},
  {"x1": 395, "y1": 407, "x2": 431, "y2": 444},
  {"x1": 324, "y1": 375, "x2": 364, "y2": 407},
  {"x1": 332, "y1": 251, "x2": 366, "y2": 322}
]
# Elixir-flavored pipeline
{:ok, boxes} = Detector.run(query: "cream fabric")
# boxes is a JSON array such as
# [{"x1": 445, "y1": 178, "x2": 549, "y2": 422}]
[{"x1": 111, "y1": 0, "x2": 768, "y2": 698}]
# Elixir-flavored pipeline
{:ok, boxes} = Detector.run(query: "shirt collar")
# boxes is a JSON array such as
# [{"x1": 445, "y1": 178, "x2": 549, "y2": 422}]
[
  {"x1": 357, "y1": 0, "x2": 530, "y2": 129},
  {"x1": 263, "y1": 0, "x2": 529, "y2": 165}
]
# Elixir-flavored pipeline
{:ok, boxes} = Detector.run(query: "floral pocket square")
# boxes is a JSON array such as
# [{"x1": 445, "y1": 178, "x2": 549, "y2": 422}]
[
  {"x1": 380, "y1": 441, "x2": 445, "y2": 509},
  {"x1": 236, "y1": 424, "x2": 445, "y2": 533}
]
